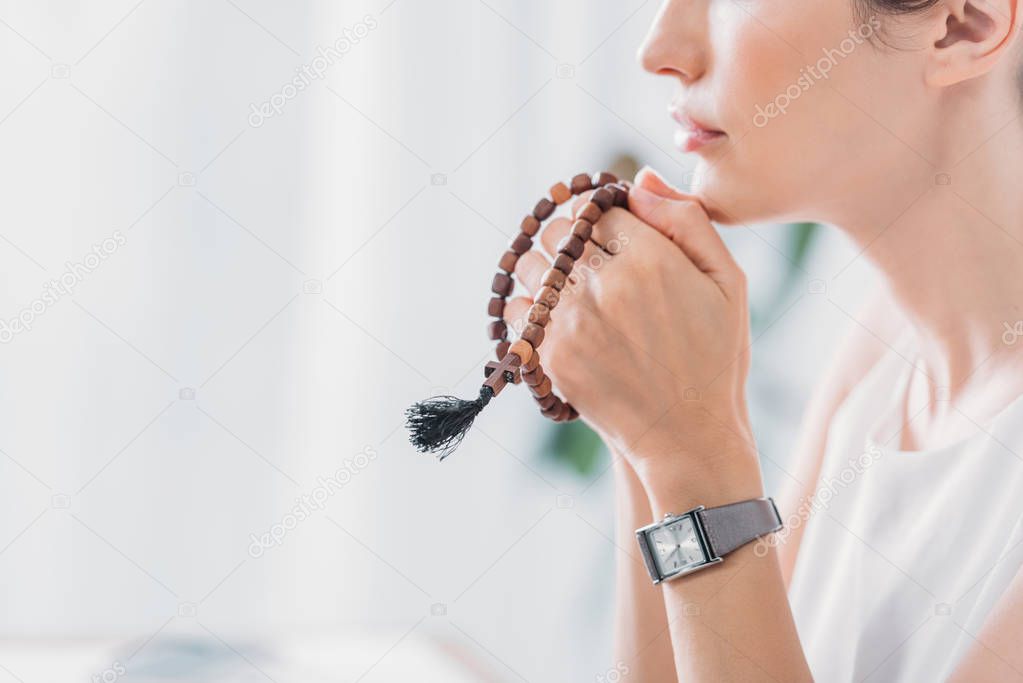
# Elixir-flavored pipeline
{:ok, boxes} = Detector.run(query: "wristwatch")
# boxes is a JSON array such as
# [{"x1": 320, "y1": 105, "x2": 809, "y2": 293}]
[{"x1": 635, "y1": 498, "x2": 782, "y2": 584}]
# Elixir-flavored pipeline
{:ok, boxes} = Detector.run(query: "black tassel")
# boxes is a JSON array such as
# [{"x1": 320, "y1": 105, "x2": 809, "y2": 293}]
[{"x1": 405, "y1": 385, "x2": 495, "y2": 460}]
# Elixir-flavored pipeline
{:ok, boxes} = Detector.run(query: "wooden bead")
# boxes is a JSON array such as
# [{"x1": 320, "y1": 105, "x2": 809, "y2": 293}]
[
  {"x1": 511, "y1": 233, "x2": 533, "y2": 255},
  {"x1": 483, "y1": 173, "x2": 623, "y2": 432},
  {"x1": 492, "y1": 273, "x2": 514, "y2": 296},
  {"x1": 534, "y1": 198, "x2": 556, "y2": 221},
  {"x1": 527, "y1": 302, "x2": 550, "y2": 326},
  {"x1": 571, "y1": 219, "x2": 593, "y2": 241},
  {"x1": 520, "y1": 215, "x2": 541, "y2": 236},
  {"x1": 537, "y1": 393, "x2": 558, "y2": 410},
  {"x1": 479, "y1": 172, "x2": 600, "y2": 424},
  {"x1": 521, "y1": 368, "x2": 545, "y2": 387},
  {"x1": 521, "y1": 323, "x2": 545, "y2": 347},
  {"x1": 553, "y1": 254, "x2": 574, "y2": 274},
  {"x1": 570, "y1": 173, "x2": 593, "y2": 195},
  {"x1": 550, "y1": 182, "x2": 571, "y2": 205},
  {"x1": 578, "y1": 202, "x2": 602, "y2": 224},
  {"x1": 558, "y1": 235, "x2": 586, "y2": 260},
  {"x1": 591, "y1": 188, "x2": 614, "y2": 211},
  {"x1": 609, "y1": 183, "x2": 629, "y2": 207},
  {"x1": 540, "y1": 397, "x2": 563, "y2": 418},
  {"x1": 488, "y1": 319, "x2": 508, "y2": 341},
  {"x1": 508, "y1": 339, "x2": 533, "y2": 365},
  {"x1": 536, "y1": 286, "x2": 560, "y2": 309},
  {"x1": 530, "y1": 375, "x2": 553, "y2": 398},
  {"x1": 521, "y1": 324, "x2": 543, "y2": 348},
  {"x1": 498, "y1": 250, "x2": 518, "y2": 273},
  {"x1": 541, "y1": 268, "x2": 567, "y2": 291}
]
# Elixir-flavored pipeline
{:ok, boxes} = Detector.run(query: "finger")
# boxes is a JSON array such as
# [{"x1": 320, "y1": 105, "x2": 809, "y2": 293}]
[
  {"x1": 536, "y1": 215, "x2": 612, "y2": 292},
  {"x1": 539, "y1": 217, "x2": 572, "y2": 257},
  {"x1": 563, "y1": 240, "x2": 615, "y2": 297},
  {"x1": 587, "y1": 207, "x2": 646, "y2": 256},
  {"x1": 543, "y1": 213, "x2": 613, "y2": 261},
  {"x1": 514, "y1": 250, "x2": 550, "y2": 296},
  {"x1": 635, "y1": 166, "x2": 692, "y2": 200},
  {"x1": 627, "y1": 183, "x2": 739, "y2": 279},
  {"x1": 503, "y1": 296, "x2": 532, "y2": 335},
  {"x1": 570, "y1": 189, "x2": 594, "y2": 218},
  {"x1": 570, "y1": 190, "x2": 619, "y2": 251}
]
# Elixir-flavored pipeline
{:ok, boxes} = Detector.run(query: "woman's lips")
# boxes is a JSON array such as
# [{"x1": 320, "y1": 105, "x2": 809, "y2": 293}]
[
  {"x1": 672, "y1": 112, "x2": 726, "y2": 153},
  {"x1": 674, "y1": 126, "x2": 726, "y2": 153}
]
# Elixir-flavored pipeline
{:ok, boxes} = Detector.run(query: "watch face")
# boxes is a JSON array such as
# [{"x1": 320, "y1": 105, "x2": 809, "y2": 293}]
[{"x1": 649, "y1": 515, "x2": 707, "y2": 577}]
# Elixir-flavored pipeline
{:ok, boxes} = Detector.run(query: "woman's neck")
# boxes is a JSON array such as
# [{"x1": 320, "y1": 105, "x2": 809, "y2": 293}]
[{"x1": 840, "y1": 118, "x2": 1023, "y2": 430}]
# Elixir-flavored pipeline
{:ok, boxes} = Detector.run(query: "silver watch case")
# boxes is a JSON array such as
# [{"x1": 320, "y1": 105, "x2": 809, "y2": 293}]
[{"x1": 635, "y1": 506, "x2": 723, "y2": 584}]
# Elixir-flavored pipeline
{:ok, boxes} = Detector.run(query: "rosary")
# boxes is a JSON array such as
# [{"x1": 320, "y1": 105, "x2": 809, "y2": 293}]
[{"x1": 406, "y1": 171, "x2": 629, "y2": 460}]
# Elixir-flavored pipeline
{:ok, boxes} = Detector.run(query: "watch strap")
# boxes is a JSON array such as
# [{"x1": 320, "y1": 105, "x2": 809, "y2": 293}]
[{"x1": 696, "y1": 498, "x2": 782, "y2": 558}]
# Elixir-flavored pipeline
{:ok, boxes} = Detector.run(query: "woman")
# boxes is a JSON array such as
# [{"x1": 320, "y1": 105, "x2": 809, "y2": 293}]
[{"x1": 503, "y1": 0, "x2": 1023, "y2": 680}]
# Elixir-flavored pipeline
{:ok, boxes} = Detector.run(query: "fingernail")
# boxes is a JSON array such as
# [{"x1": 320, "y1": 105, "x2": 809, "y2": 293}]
[
  {"x1": 644, "y1": 166, "x2": 667, "y2": 182},
  {"x1": 636, "y1": 166, "x2": 672, "y2": 194},
  {"x1": 635, "y1": 166, "x2": 660, "y2": 188}
]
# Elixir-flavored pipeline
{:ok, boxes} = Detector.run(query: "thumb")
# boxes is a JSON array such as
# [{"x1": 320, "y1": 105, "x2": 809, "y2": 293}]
[
  {"x1": 628, "y1": 183, "x2": 740, "y2": 282},
  {"x1": 635, "y1": 166, "x2": 691, "y2": 200}
]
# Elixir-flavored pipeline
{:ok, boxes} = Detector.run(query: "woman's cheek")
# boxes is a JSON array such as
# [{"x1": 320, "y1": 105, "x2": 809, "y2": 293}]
[
  {"x1": 702, "y1": 2, "x2": 885, "y2": 224},
  {"x1": 708, "y1": 0, "x2": 802, "y2": 131}
]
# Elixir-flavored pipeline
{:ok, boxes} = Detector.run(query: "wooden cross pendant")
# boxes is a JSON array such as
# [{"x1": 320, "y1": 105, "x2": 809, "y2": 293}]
[{"x1": 483, "y1": 354, "x2": 522, "y2": 396}]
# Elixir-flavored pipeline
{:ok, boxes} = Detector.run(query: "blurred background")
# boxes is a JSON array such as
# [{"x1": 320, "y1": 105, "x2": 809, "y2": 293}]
[{"x1": 0, "y1": 1, "x2": 877, "y2": 680}]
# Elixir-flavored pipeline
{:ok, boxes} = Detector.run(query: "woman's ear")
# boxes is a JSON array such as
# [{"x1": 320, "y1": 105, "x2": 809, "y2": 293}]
[{"x1": 925, "y1": 0, "x2": 1021, "y2": 87}]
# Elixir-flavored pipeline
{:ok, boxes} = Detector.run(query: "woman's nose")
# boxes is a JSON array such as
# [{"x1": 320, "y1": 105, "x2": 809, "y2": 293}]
[{"x1": 638, "y1": 0, "x2": 706, "y2": 83}]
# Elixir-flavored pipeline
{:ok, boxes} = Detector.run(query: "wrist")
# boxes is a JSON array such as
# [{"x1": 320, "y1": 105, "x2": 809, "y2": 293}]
[{"x1": 634, "y1": 445, "x2": 764, "y2": 519}]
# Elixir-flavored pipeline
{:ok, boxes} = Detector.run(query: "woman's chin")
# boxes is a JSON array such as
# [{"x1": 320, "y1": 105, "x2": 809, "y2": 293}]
[
  {"x1": 691, "y1": 173, "x2": 805, "y2": 227},
  {"x1": 689, "y1": 183, "x2": 758, "y2": 226}
]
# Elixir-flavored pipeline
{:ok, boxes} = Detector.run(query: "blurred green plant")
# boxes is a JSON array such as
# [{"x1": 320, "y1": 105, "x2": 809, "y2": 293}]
[
  {"x1": 750, "y1": 222, "x2": 818, "y2": 330},
  {"x1": 545, "y1": 416, "x2": 606, "y2": 475}
]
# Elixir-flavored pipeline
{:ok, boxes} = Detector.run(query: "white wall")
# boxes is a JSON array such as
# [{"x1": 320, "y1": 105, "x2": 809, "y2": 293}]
[{"x1": 0, "y1": 1, "x2": 874, "y2": 681}]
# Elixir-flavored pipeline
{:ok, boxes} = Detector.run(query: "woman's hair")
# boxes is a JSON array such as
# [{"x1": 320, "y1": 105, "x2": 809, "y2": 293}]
[{"x1": 853, "y1": 0, "x2": 940, "y2": 39}]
